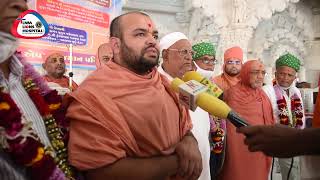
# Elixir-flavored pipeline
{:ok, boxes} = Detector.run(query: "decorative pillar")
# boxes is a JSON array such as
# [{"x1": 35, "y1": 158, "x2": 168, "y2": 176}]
[
  {"x1": 218, "y1": 25, "x2": 254, "y2": 62},
  {"x1": 264, "y1": 66, "x2": 274, "y2": 85},
  {"x1": 298, "y1": 66, "x2": 306, "y2": 82}
]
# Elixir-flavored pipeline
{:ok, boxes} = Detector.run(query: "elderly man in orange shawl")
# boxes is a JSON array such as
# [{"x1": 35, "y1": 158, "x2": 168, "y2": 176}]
[
  {"x1": 219, "y1": 60, "x2": 275, "y2": 180},
  {"x1": 95, "y1": 42, "x2": 113, "y2": 68},
  {"x1": 66, "y1": 11, "x2": 202, "y2": 180},
  {"x1": 42, "y1": 52, "x2": 78, "y2": 95},
  {"x1": 212, "y1": 46, "x2": 243, "y2": 91}
]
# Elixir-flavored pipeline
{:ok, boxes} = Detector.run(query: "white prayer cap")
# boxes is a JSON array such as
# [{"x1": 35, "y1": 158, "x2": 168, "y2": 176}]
[{"x1": 159, "y1": 32, "x2": 188, "y2": 53}]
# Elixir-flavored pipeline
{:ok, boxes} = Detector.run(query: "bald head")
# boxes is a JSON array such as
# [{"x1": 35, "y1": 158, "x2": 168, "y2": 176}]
[
  {"x1": 97, "y1": 43, "x2": 113, "y2": 66},
  {"x1": 110, "y1": 11, "x2": 150, "y2": 39},
  {"x1": 42, "y1": 52, "x2": 66, "y2": 79}
]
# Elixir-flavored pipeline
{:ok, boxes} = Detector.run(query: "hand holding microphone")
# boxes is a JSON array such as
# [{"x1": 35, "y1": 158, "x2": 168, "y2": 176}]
[{"x1": 171, "y1": 78, "x2": 249, "y2": 128}]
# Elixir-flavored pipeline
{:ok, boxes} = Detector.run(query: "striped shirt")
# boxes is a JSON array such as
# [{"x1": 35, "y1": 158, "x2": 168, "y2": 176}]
[{"x1": 0, "y1": 56, "x2": 53, "y2": 180}]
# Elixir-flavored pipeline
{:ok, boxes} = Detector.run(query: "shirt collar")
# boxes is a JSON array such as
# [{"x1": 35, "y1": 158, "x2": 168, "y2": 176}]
[
  {"x1": 157, "y1": 63, "x2": 173, "y2": 81},
  {"x1": 0, "y1": 55, "x2": 23, "y2": 81}
]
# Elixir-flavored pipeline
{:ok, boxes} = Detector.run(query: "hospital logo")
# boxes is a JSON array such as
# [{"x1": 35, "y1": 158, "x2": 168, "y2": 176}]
[{"x1": 11, "y1": 10, "x2": 49, "y2": 39}]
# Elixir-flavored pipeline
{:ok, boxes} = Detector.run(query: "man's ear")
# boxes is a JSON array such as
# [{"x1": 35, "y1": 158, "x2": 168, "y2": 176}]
[
  {"x1": 42, "y1": 63, "x2": 46, "y2": 70},
  {"x1": 162, "y1": 49, "x2": 168, "y2": 63},
  {"x1": 110, "y1": 37, "x2": 121, "y2": 54}
]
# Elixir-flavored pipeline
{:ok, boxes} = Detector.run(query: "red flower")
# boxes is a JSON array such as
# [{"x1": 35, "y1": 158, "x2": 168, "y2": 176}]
[
  {"x1": 44, "y1": 90, "x2": 62, "y2": 105},
  {"x1": 8, "y1": 137, "x2": 41, "y2": 165},
  {"x1": 28, "y1": 89, "x2": 50, "y2": 116},
  {"x1": 5, "y1": 122, "x2": 24, "y2": 137},
  {"x1": 28, "y1": 154, "x2": 56, "y2": 180}
]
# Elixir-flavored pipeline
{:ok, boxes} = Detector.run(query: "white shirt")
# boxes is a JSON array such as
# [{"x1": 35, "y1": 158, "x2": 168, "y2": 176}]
[
  {"x1": 263, "y1": 84, "x2": 305, "y2": 129},
  {"x1": 0, "y1": 56, "x2": 52, "y2": 146},
  {"x1": 158, "y1": 64, "x2": 211, "y2": 180}
]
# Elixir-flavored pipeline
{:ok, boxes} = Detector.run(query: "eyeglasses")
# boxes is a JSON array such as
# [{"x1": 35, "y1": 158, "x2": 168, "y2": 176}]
[
  {"x1": 167, "y1": 49, "x2": 195, "y2": 57},
  {"x1": 250, "y1": 70, "x2": 266, "y2": 76},
  {"x1": 226, "y1": 60, "x2": 241, "y2": 65},
  {"x1": 197, "y1": 58, "x2": 217, "y2": 65}
]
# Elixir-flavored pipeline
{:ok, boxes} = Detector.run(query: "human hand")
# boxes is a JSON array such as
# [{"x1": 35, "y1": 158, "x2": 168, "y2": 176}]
[
  {"x1": 175, "y1": 133, "x2": 202, "y2": 180},
  {"x1": 237, "y1": 125, "x2": 301, "y2": 158}
]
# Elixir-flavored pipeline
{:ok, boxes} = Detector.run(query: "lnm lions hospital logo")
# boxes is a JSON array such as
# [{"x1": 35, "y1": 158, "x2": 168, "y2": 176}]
[{"x1": 11, "y1": 10, "x2": 49, "y2": 39}]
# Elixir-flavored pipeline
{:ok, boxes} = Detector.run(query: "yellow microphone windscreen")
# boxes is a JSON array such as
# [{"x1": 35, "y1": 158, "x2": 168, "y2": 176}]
[
  {"x1": 196, "y1": 92, "x2": 231, "y2": 118},
  {"x1": 171, "y1": 78, "x2": 185, "y2": 92},
  {"x1": 183, "y1": 71, "x2": 223, "y2": 98},
  {"x1": 183, "y1": 71, "x2": 202, "y2": 82}
]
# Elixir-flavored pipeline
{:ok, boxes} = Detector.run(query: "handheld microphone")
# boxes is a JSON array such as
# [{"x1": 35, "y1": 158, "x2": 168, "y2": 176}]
[
  {"x1": 182, "y1": 71, "x2": 223, "y2": 98},
  {"x1": 171, "y1": 78, "x2": 249, "y2": 128}
]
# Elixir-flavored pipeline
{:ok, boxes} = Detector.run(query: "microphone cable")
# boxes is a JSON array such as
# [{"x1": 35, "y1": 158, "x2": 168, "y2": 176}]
[
  {"x1": 270, "y1": 157, "x2": 274, "y2": 180},
  {"x1": 287, "y1": 158, "x2": 294, "y2": 180}
]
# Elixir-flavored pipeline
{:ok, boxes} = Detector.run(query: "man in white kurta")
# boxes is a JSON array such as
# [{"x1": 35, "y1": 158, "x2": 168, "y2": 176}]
[
  {"x1": 263, "y1": 53, "x2": 305, "y2": 180},
  {"x1": 158, "y1": 32, "x2": 211, "y2": 180}
]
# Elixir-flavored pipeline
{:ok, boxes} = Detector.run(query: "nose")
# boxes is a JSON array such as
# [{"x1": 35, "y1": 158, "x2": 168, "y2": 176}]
[
  {"x1": 9, "y1": 0, "x2": 28, "y2": 13},
  {"x1": 184, "y1": 52, "x2": 192, "y2": 62},
  {"x1": 146, "y1": 34, "x2": 157, "y2": 46}
]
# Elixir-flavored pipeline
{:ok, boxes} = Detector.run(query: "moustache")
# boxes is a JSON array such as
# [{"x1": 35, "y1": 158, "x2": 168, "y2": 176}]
[{"x1": 144, "y1": 45, "x2": 159, "y2": 55}]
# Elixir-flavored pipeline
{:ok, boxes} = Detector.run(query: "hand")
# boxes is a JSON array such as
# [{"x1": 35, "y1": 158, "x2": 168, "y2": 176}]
[
  {"x1": 175, "y1": 133, "x2": 202, "y2": 180},
  {"x1": 237, "y1": 125, "x2": 301, "y2": 158}
]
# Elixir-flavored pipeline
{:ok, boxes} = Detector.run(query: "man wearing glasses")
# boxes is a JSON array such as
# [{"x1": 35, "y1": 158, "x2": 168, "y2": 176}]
[
  {"x1": 158, "y1": 32, "x2": 194, "y2": 80},
  {"x1": 262, "y1": 53, "x2": 305, "y2": 180},
  {"x1": 212, "y1": 46, "x2": 243, "y2": 91},
  {"x1": 192, "y1": 42, "x2": 217, "y2": 79},
  {"x1": 158, "y1": 32, "x2": 211, "y2": 180}
]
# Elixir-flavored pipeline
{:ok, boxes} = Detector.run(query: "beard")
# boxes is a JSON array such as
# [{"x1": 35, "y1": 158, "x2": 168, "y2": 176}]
[
  {"x1": 225, "y1": 67, "x2": 240, "y2": 77},
  {"x1": 121, "y1": 41, "x2": 159, "y2": 74}
]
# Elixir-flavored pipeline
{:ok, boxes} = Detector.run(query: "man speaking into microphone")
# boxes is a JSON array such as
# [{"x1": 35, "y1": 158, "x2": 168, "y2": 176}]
[
  {"x1": 158, "y1": 32, "x2": 211, "y2": 180},
  {"x1": 66, "y1": 12, "x2": 202, "y2": 180},
  {"x1": 219, "y1": 60, "x2": 275, "y2": 180}
]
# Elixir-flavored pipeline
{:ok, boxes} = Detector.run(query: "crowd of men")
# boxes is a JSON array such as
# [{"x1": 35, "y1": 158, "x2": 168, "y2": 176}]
[{"x1": 1, "y1": 1, "x2": 320, "y2": 180}]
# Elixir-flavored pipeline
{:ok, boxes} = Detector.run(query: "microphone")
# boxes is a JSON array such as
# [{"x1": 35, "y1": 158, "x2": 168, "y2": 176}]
[
  {"x1": 171, "y1": 78, "x2": 249, "y2": 128},
  {"x1": 182, "y1": 71, "x2": 223, "y2": 98}
]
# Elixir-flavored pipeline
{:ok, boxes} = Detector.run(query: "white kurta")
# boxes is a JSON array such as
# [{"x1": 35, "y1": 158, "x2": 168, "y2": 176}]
[
  {"x1": 158, "y1": 65, "x2": 211, "y2": 180},
  {"x1": 263, "y1": 84, "x2": 305, "y2": 180},
  {"x1": 262, "y1": 84, "x2": 305, "y2": 128}
]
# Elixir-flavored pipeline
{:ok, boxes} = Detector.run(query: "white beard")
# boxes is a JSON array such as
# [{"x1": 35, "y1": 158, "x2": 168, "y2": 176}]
[
  {"x1": 194, "y1": 62, "x2": 215, "y2": 79},
  {"x1": 0, "y1": 31, "x2": 19, "y2": 63}
]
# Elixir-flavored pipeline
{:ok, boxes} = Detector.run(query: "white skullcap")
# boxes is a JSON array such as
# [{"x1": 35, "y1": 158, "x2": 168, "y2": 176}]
[{"x1": 159, "y1": 32, "x2": 188, "y2": 53}]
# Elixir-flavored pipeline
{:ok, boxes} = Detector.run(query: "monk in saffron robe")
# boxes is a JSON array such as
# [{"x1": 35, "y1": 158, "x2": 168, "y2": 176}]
[
  {"x1": 219, "y1": 60, "x2": 274, "y2": 180},
  {"x1": 212, "y1": 46, "x2": 243, "y2": 91},
  {"x1": 95, "y1": 42, "x2": 113, "y2": 68},
  {"x1": 66, "y1": 11, "x2": 202, "y2": 180},
  {"x1": 42, "y1": 52, "x2": 78, "y2": 94}
]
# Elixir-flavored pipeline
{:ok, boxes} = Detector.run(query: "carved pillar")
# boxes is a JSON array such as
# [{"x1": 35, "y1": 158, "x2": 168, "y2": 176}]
[
  {"x1": 218, "y1": 25, "x2": 254, "y2": 62},
  {"x1": 264, "y1": 66, "x2": 274, "y2": 85},
  {"x1": 298, "y1": 66, "x2": 306, "y2": 82}
]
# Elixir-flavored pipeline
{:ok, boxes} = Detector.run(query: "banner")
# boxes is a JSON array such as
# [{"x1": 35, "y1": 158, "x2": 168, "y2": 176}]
[{"x1": 18, "y1": 0, "x2": 122, "y2": 70}]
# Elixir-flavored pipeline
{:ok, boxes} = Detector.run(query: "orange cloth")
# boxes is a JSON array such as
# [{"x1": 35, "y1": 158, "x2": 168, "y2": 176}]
[
  {"x1": 313, "y1": 87, "x2": 320, "y2": 127},
  {"x1": 219, "y1": 60, "x2": 274, "y2": 180},
  {"x1": 212, "y1": 73, "x2": 240, "y2": 91},
  {"x1": 223, "y1": 46, "x2": 243, "y2": 62},
  {"x1": 66, "y1": 61, "x2": 192, "y2": 171},
  {"x1": 212, "y1": 46, "x2": 243, "y2": 91},
  {"x1": 43, "y1": 75, "x2": 78, "y2": 90}
]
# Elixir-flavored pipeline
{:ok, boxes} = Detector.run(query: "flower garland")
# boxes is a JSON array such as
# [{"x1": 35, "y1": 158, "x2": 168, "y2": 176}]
[
  {"x1": 274, "y1": 85, "x2": 303, "y2": 129},
  {"x1": 0, "y1": 54, "x2": 74, "y2": 180},
  {"x1": 210, "y1": 116, "x2": 226, "y2": 154}
]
